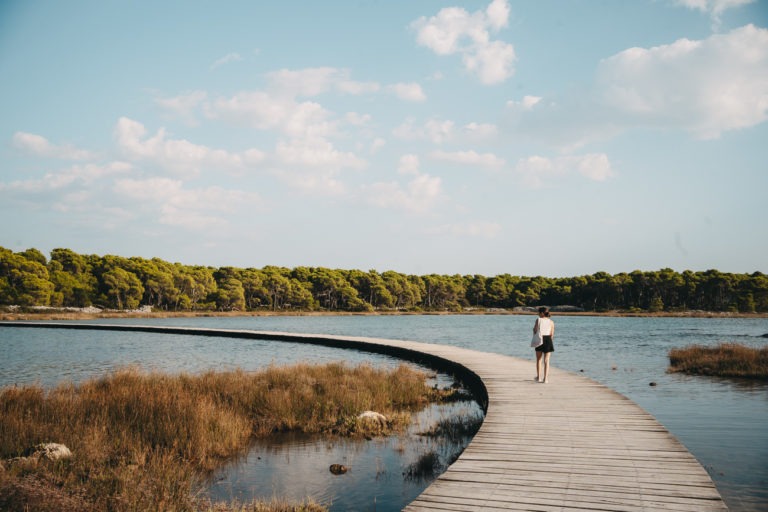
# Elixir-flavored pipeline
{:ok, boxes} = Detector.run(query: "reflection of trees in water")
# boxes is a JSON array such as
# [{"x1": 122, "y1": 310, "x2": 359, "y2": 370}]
[
  {"x1": 404, "y1": 451, "x2": 440, "y2": 482},
  {"x1": 404, "y1": 405, "x2": 484, "y2": 482}
]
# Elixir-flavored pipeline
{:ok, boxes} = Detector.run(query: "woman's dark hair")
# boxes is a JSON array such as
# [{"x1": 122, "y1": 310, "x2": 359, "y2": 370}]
[{"x1": 538, "y1": 306, "x2": 549, "y2": 315}]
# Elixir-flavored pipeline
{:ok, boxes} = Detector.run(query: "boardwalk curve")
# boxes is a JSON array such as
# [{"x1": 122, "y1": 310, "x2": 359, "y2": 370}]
[{"x1": 0, "y1": 322, "x2": 727, "y2": 511}]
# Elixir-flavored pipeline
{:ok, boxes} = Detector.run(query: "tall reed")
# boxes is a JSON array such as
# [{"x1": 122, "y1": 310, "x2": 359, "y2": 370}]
[
  {"x1": 0, "y1": 362, "x2": 446, "y2": 511},
  {"x1": 668, "y1": 343, "x2": 768, "y2": 378}
]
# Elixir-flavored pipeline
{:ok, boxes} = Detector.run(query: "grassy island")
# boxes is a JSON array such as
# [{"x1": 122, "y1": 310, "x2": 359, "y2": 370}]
[
  {"x1": 668, "y1": 343, "x2": 768, "y2": 379},
  {"x1": 0, "y1": 363, "x2": 457, "y2": 511}
]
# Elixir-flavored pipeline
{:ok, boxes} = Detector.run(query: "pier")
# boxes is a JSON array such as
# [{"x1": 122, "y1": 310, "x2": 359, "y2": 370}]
[{"x1": 0, "y1": 322, "x2": 728, "y2": 511}]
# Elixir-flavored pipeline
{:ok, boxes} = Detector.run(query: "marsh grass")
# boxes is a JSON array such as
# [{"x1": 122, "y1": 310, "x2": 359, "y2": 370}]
[
  {"x1": 668, "y1": 343, "x2": 768, "y2": 379},
  {"x1": 0, "y1": 362, "x2": 448, "y2": 511}
]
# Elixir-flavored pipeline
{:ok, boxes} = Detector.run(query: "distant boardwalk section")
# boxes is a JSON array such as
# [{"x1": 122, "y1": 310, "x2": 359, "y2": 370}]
[{"x1": 0, "y1": 322, "x2": 728, "y2": 511}]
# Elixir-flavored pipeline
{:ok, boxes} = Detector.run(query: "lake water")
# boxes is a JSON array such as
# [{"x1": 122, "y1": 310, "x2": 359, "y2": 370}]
[{"x1": 1, "y1": 315, "x2": 767, "y2": 511}]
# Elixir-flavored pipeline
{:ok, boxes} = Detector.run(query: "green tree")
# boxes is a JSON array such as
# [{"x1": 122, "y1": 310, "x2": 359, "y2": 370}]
[
  {"x1": 102, "y1": 267, "x2": 143, "y2": 309},
  {"x1": 263, "y1": 269, "x2": 292, "y2": 310},
  {"x1": 381, "y1": 271, "x2": 419, "y2": 309},
  {"x1": 648, "y1": 295, "x2": 664, "y2": 312},
  {"x1": 466, "y1": 275, "x2": 487, "y2": 307},
  {"x1": 172, "y1": 266, "x2": 217, "y2": 309},
  {"x1": 48, "y1": 248, "x2": 96, "y2": 307},
  {"x1": 126, "y1": 257, "x2": 179, "y2": 309},
  {"x1": 286, "y1": 278, "x2": 315, "y2": 309},
  {"x1": 240, "y1": 268, "x2": 268, "y2": 309},
  {"x1": 210, "y1": 267, "x2": 246, "y2": 311},
  {"x1": 0, "y1": 247, "x2": 55, "y2": 306},
  {"x1": 19, "y1": 248, "x2": 47, "y2": 265}
]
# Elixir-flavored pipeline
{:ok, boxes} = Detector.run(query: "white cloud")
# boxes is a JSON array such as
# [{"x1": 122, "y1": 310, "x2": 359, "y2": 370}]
[
  {"x1": 12, "y1": 132, "x2": 95, "y2": 160},
  {"x1": 462, "y1": 40, "x2": 516, "y2": 85},
  {"x1": 399, "y1": 154, "x2": 420, "y2": 175},
  {"x1": 485, "y1": 0, "x2": 511, "y2": 30},
  {"x1": 0, "y1": 161, "x2": 132, "y2": 192},
  {"x1": 210, "y1": 52, "x2": 243, "y2": 70},
  {"x1": 412, "y1": 0, "x2": 516, "y2": 84},
  {"x1": 337, "y1": 79, "x2": 381, "y2": 95},
  {"x1": 114, "y1": 117, "x2": 264, "y2": 174},
  {"x1": 429, "y1": 221, "x2": 501, "y2": 238},
  {"x1": 271, "y1": 168, "x2": 347, "y2": 196},
  {"x1": 208, "y1": 91, "x2": 338, "y2": 139},
  {"x1": 506, "y1": 95, "x2": 542, "y2": 110},
  {"x1": 266, "y1": 67, "x2": 379, "y2": 97},
  {"x1": 270, "y1": 137, "x2": 366, "y2": 196},
  {"x1": 267, "y1": 67, "x2": 339, "y2": 97},
  {"x1": 597, "y1": 24, "x2": 768, "y2": 139},
  {"x1": 114, "y1": 177, "x2": 261, "y2": 230},
  {"x1": 430, "y1": 149, "x2": 505, "y2": 168},
  {"x1": 389, "y1": 82, "x2": 427, "y2": 102},
  {"x1": 345, "y1": 112, "x2": 371, "y2": 126},
  {"x1": 573, "y1": 153, "x2": 613, "y2": 181},
  {"x1": 155, "y1": 91, "x2": 207, "y2": 125},
  {"x1": 515, "y1": 153, "x2": 614, "y2": 187},
  {"x1": 393, "y1": 118, "x2": 455, "y2": 144},
  {"x1": 274, "y1": 137, "x2": 366, "y2": 170},
  {"x1": 364, "y1": 173, "x2": 443, "y2": 213},
  {"x1": 463, "y1": 122, "x2": 498, "y2": 140},
  {"x1": 370, "y1": 137, "x2": 386, "y2": 153},
  {"x1": 506, "y1": 25, "x2": 768, "y2": 148},
  {"x1": 674, "y1": 0, "x2": 754, "y2": 29}
]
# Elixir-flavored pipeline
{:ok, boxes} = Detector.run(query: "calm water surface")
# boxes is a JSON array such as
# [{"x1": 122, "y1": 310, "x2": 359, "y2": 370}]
[{"x1": 1, "y1": 315, "x2": 767, "y2": 511}]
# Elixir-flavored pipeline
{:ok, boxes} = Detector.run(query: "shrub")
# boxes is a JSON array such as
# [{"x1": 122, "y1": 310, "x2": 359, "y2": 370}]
[{"x1": 668, "y1": 343, "x2": 768, "y2": 379}]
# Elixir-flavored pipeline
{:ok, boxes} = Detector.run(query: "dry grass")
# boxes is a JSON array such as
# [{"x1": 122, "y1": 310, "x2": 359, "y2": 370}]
[
  {"x1": 0, "y1": 362, "x2": 446, "y2": 511},
  {"x1": 668, "y1": 343, "x2": 768, "y2": 379}
]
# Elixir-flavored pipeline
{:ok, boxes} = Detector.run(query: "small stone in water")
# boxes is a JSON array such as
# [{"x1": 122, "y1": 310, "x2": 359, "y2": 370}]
[{"x1": 329, "y1": 464, "x2": 348, "y2": 475}]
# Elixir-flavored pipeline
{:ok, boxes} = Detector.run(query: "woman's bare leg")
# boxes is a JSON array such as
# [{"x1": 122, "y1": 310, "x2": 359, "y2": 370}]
[
  {"x1": 542, "y1": 353, "x2": 551, "y2": 383},
  {"x1": 535, "y1": 351, "x2": 543, "y2": 381}
]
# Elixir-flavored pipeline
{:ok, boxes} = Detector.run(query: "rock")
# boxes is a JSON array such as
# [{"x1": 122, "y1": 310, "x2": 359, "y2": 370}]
[
  {"x1": 5, "y1": 443, "x2": 72, "y2": 468},
  {"x1": 357, "y1": 411, "x2": 387, "y2": 428},
  {"x1": 29, "y1": 443, "x2": 72, "y2": 461},
  {"x1": 649, "y1": 382, "x2": 657, "y2": 387},
  {"x1": 329, "y1": 463, "x2": 348, "y2": 475}
]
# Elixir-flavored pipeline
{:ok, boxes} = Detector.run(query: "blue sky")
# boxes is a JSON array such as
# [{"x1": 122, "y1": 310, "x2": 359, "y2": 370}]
[{"x1": 1, "y1": 0, "x2": 766, "y2": 277}]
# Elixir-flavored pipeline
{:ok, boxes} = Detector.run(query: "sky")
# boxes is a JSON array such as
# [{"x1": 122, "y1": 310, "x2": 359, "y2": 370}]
[{"x1": 1, "y1": 0, "x2": 766, "y2": 278}]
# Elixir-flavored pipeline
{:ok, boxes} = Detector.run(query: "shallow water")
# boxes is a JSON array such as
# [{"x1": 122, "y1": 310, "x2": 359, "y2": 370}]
[
  {"x1": 207, "y1": 401, "x2": 483, "y2": 511},
  {"x1": 1, "y1": 315, "x2": 767, "y2": 511}
]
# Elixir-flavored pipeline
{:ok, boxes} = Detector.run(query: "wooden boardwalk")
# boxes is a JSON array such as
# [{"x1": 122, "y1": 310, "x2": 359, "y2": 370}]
[{"x1": 0, "y1": 322, "x2": 728, "y2": 511}]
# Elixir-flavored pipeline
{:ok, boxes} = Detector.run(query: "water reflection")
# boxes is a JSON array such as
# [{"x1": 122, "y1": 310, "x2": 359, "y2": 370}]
[{"x1": 205, "y1": 400, "x2": 483, "y2": 512}]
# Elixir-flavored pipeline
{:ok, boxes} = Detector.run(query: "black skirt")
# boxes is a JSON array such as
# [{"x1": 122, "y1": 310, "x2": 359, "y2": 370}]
[{"x1": 535, "y1": 335, "x2": 554, "y2": 353}]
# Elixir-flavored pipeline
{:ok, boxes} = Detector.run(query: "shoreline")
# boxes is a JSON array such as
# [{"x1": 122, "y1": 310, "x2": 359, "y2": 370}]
[{"x1": 2, "y1": 308, "x2": 767, "y2": 321}]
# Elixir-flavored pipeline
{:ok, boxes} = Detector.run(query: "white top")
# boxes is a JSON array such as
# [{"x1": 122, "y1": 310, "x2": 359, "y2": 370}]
[{"x1": 537, "y1": 317, "x2": 554, "y2": 336}]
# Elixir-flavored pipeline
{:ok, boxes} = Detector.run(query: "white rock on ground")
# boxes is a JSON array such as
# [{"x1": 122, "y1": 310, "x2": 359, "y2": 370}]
[{"x1": 357, "y1": 411, "x2": 387, "y2": 428}]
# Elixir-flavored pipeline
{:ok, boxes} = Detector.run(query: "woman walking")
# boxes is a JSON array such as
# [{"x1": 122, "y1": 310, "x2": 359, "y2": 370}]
[{"x1": 533, "y1": 306, "x2": 555, "y2": 383}]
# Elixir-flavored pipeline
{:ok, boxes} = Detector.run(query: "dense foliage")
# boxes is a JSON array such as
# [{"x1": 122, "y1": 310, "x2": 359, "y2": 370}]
[{"x1": 1, "y1": 246, "x2": 766, "y2": 313}]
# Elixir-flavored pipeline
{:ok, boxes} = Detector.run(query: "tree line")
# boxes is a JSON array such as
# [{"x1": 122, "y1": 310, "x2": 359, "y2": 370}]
[{"x1": 1, "y1": 246, "x2": 766, "y2": 313}]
